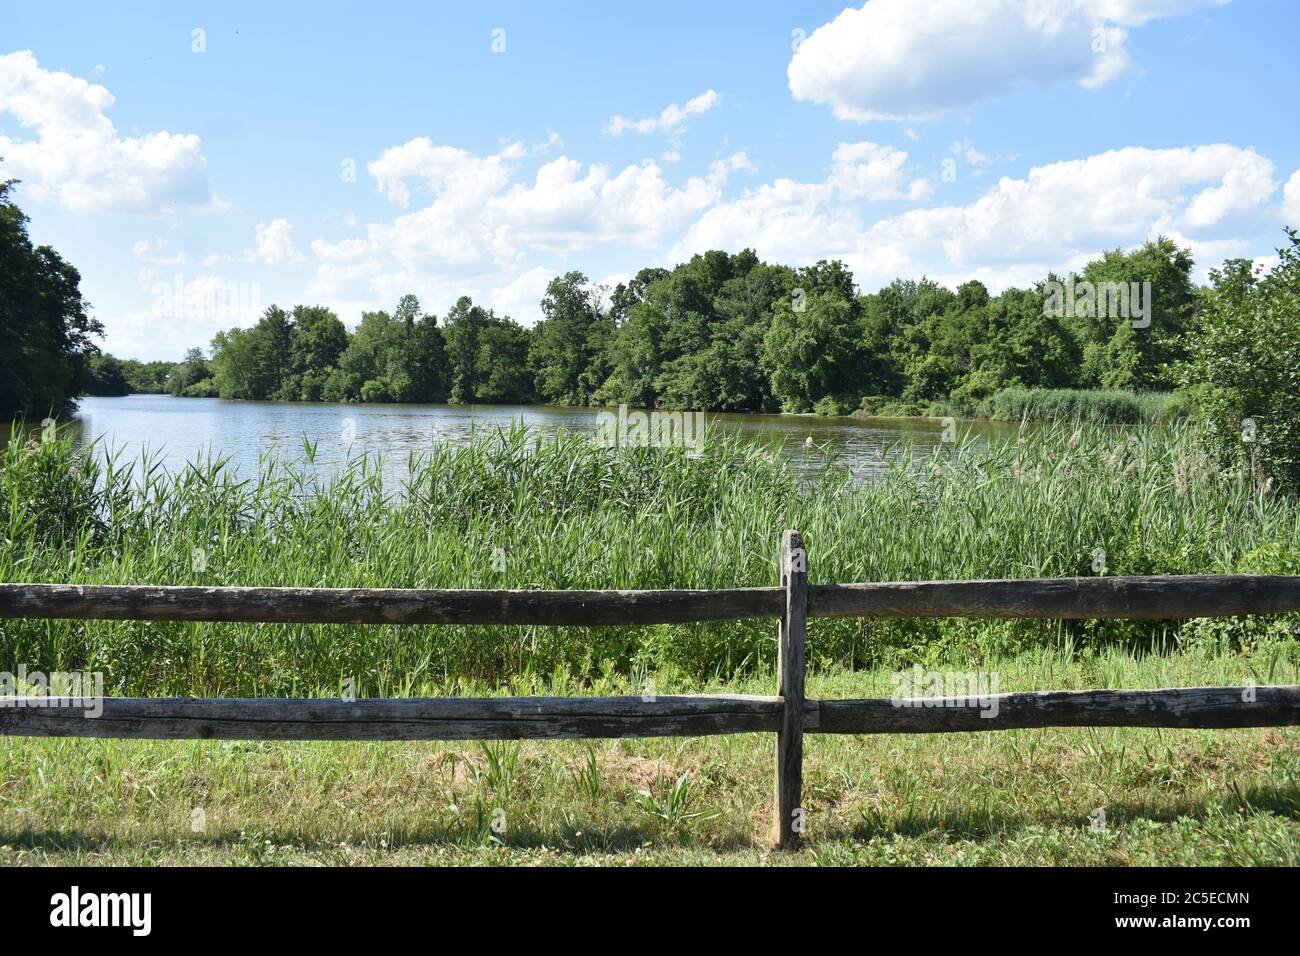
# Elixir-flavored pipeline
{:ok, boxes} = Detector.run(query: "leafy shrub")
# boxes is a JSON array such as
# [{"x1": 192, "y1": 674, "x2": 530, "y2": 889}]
[
  {"x1": 1179, "y1": 229, "x2": 1300, "y2": 491},
  {"x1": 181, "y1": 377, "x2": 218, "y2": 397},
  {"x1": 813, "y1": 395, "x2": 857, "y2": 416}
]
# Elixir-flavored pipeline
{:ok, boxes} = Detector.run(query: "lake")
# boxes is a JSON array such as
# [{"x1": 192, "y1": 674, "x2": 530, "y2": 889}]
[{"x1": 4, "y1": 395, "x2": 1024, "y2": 483}]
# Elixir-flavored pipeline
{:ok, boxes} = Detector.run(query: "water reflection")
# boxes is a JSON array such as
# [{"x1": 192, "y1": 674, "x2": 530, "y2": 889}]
[{"x1": 2, "y1": 395, "x2": 1025, "y2": 485}]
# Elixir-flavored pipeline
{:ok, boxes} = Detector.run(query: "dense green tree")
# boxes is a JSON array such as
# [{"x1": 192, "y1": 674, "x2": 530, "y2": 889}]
[
  {"x1": 702, "y1": 260, "x2": 792, "y2": 411},
  {"x1": 206, "y1": 307, "x2": 296, "y2": 400},
  {"x1": 440, "y1": 296, "x2": 532, "y2": 404},
  {"x1": 258, "y1": 306, "x2": 298, "y2": 401},
  {"x1": 477, "y1": 320, "x2": 534, "y2": 403},
  {"x1": 529, "y1": 272, "x2": 612, "y2": 405},
  {"x1": 1067, "y1": 237, "x2": 1197, "y2": 390},
  {"x1": 406, "y1": 310, "x2": 451, "y2": 404},
  {"x1": 290, "y1": 306, "x2": 348, "y2": 401},
  {"x1": 441, "y1": 296, "x2": 489, "y2": 404},
  {"x1": 206, "y1": 328, "x2": 256, "y2": 398},
  {"x1": 600, "y1": 297, "x2": 668, "y2": 408},
  {"x1": 335, "y1": 308, "x2": 406, "y2": 402},
  {"x1": 0, "y1": 180, "x2": 102, "y2": 417},
  {"x1": 608, "y1": 267, "x2": 670, "y2": 325},
  {"x1": 762, "y1": 261, "x2": 865, "y2": 412},
  {"x1": 85, "y1": 354, "x2": 131, "y2": 396},
  {"x1": 118, "y1": 359, "x2": 175, "y2": 393}
]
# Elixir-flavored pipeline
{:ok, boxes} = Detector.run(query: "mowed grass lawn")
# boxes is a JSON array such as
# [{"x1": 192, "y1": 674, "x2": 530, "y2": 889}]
[{"x1": 3, "y1": 651, "x2": 1298, "y2": 866}]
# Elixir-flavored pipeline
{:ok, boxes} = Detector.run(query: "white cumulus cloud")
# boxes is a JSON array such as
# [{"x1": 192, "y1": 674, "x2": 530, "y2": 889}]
[
  {"x1": 252, "y1": 218, "x2": 304, "y2": 265},
  {"x1": 310, "y1": 139, "x2": 753, "y2": 306},
  {"x1": 1282, "y1": 169, "x2": 1300, "y2": 226},
  {"x1": 366, "y1": 137, "x2": 522, "y2": 207},
  {"x1": 673, "y1": 140, "x2": 931, "y2": 263},
  {"x1": 0, "y1": 50, "x2": 215, "y2": 213},
  {"x1": 787, "y1": 0, "x2": 1227, "y2": 123},
  {"x1": 677, "y1": 143, "x2": 1277, "y2": 292},
  {"x1": 304, "y1": 134, "x2": 764, "y2": 322}
]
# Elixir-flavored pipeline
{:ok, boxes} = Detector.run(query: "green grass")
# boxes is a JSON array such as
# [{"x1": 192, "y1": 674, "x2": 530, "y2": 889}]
[
  {"x1": 1, "y1": 420, "x2": 1298, "y2": 865},
  {"x1": 978, "y1": 387, "x2": 1185, "y2": 425},
  {"x1": 2, "y1": 651, "x2": 1297, "y2": 866}
]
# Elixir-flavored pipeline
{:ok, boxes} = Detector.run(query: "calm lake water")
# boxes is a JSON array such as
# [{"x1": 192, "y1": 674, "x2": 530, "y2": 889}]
[{"x1": 4, "y1": 395, "x2": 1024, "y2": 484}]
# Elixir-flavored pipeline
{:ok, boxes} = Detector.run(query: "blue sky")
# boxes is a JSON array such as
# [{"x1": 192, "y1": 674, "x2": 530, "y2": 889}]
[{"x1": 2, "y1": 0, "x2": 1297, "y2": 359}]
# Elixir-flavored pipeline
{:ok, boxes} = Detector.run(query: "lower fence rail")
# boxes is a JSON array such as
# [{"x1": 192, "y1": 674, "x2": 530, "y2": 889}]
[
  {"x1": 3, "y1": 686, "x2": 1298, "y2": 742},
  {"x1": 0, "y1": 694, "x2": 785, "y2": 740},
  {"x1": 3, "y1": 529, "x2": 1300, "y2": 849}
]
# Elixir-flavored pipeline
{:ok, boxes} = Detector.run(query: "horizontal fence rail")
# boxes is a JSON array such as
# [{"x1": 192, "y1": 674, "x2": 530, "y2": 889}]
[
  {"x1": 0, "y1": 695, "x2": 786, "y2": 741},
  {"x1": 0, "y1": 584, "x2": 784, "y2": 626},
  {"x1": 5, "y1": 686, "x2": 1298, "y2": 741},
  {"x1": 3, "y1": 532, "x2": 1300, "y2": 849},
  {"x1": 815, "y1": 686, "x2": 1300, "y2": 733},
  {"x1": 5, "y1": 575, "x2": 1300, "y2": 626},
  {"x1": 810, "y1": 575, "x2": 1300, "y2": 620}
]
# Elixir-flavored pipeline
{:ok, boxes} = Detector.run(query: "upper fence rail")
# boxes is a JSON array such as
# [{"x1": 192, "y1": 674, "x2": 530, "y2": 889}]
[{"x1": 2, "y1": 574, "x2": 1300, "y2": 625}]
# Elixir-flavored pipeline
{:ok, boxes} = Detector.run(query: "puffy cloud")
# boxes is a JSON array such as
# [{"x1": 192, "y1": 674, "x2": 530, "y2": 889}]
[
  {"x1": 104, "y1": 269, "x2": 266, "y2": 358},
  {"x1": 787, "y1": 0, "x2": 1226, "y2": 122},
  {"x1": 306, "y1": 236, "x2": 385, "y2": 300},
  {"x1": 850, "y1": 145, "x2": 1275, "y2": 286},
  {"x1": 673, "y1": 140, "x2": 930, "y2": 263},
  {"x1": 309, "y1": 134, "x2": 1280, "y2": 332},
  {"x1": 0, "y1": 50, "x2": 215, "y2": 213},
  {"x1": 677, "y1": 143, "x2": 1278, "y2": 292},
  {"x1": 1283, "y1": 169, "x2": 1300, "y2": 226},
  {"x1": 826, "y1": 141, "x2": 932, "y2": 200},
  {"x1": 309, "y1": 139, "x2": 754, "y2": 307},
  {"x1": 252, "y1": 218, "x2": 304, "y2": 265},
  {"x1": 366, "y1": 137, "x2": 521, "y2": 207},
  {"x1": 1181, "y1": 154, "x2": 1277, "y2": 230},
  {"x1": 605, "y1": 90, "x2": 720, "y2": 135}
]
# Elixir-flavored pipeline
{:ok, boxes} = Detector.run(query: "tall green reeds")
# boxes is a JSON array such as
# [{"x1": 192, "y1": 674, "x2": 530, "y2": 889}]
[
  {"x1": 0, "y1": 420, "x2": 1295, "y2": 695},
  {"x1": 978, "y1": 387, "x2": 1185, "y2": 425}
]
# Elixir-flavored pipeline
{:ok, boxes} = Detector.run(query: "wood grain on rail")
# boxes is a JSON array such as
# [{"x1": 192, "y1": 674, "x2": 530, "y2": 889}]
[
  {"x1": 813, "y1": 685, "x2": 1300, "y2": 733},
  {"x1": 809, "y1": 575, "x2": 1300, "y2": 620},
  {"x1": 0, "y1": 694, "x2": 787, "y2": 740},
  {"x1": 0, "y1": 583, "x2": 784, "y2": 626},
  {"x1": 4, "y1": 576, "x2": 1299, "y2": 628}
]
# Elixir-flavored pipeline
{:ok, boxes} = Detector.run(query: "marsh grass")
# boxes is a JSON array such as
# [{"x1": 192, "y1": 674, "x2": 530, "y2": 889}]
[
  {"x1": 978, "y1": 387, "x2": 1182, "y2": 425},
  {"x1": 1, "y1": 420, "x2": 1298, "y2": 693}
]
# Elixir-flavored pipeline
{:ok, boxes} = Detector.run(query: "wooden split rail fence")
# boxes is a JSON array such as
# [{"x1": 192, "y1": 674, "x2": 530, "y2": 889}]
[{"x1": 3, "y1": 530, "x2": 1300, "y2": 849}]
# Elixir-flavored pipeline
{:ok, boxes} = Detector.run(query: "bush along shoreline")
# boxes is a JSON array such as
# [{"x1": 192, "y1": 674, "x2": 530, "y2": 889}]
[{"x1": 848, "y1": 386, "x2": 1185, "y2": 425}]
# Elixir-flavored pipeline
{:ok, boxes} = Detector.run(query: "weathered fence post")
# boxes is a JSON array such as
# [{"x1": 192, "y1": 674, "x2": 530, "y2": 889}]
[{"x1": 774, "y1": 529, "x2": 807, "y2": 850}]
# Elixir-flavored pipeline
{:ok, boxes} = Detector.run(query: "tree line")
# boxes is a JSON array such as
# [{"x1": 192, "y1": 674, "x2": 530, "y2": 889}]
[
  {"x1": 6, "y1": 170, "x2": 1298, "y2": 488},
  {"x1": 117, "y1": 239, "x2": 1203, "y2": 418}
]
